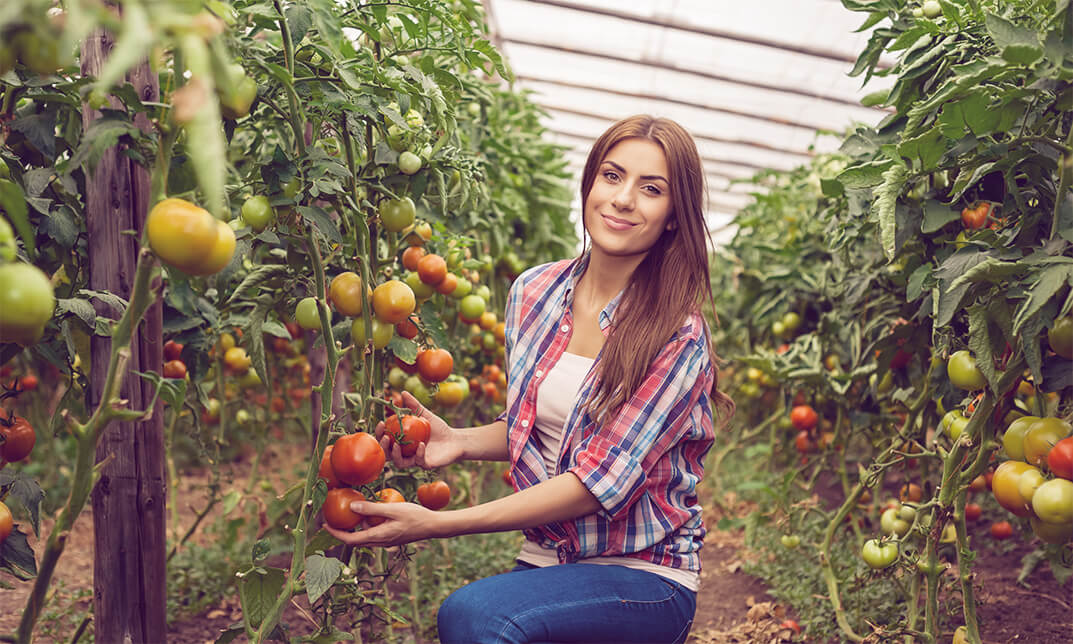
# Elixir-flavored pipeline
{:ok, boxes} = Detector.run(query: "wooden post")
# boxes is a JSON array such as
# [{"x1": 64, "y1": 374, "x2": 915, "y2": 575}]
[{"x1": 81, "y1": 28, "x2": 166, "y2": 644}]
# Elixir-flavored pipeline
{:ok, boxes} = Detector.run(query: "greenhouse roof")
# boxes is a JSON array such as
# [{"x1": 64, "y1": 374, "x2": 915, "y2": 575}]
[{"x1": 484, "y1": 0, "x2": 896, "y2": 243}]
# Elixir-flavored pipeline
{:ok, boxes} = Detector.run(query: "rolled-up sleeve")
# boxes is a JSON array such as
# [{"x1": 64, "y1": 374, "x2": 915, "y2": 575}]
[{"x1": 568, "y1": 336, "x2": 711, "y2": 520}]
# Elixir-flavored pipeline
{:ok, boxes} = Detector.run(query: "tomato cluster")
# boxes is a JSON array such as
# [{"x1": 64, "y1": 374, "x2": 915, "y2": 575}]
[{"x1": 991, "y1": 416, "x2": 1073, "y2": 543}]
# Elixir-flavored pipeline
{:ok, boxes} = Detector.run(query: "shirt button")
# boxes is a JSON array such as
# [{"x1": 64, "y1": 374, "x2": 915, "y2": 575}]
[
  {"x1": 561, "y1": 324, "x2": 569, "y2": 333},
  {"x1": 521, "y1": 419, "x2": 529, "y2": 427},
  {"x1": 536, "y1": 369, "x2": 544, "y2": 377}
]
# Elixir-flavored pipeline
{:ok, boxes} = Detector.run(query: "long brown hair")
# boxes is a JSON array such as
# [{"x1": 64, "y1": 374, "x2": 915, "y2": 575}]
[{"x1": 581, "y1": 115, "x2": 734, "y2": 426}]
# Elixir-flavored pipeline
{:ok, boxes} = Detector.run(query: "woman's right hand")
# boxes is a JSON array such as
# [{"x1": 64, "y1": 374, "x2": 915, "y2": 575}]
[{"x1": 375, "y1": 390, "x2": 461, "y2": 469}]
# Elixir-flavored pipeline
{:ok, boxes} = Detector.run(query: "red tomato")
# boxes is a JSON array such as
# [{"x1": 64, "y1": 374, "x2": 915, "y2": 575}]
[
  {"x1": 964, "y1": 503, "x2": 982, "y2": 522},
  {"x1": 395, "y1": 316, "x2": 419, "y2": 340},
  {"x1": 1047, "y1": 436, "x2": 1073, "y2": 480},
  {"x1": 416, "y1": 348, "x2": 453, "y2": 383},
  {"x1": 164, "y1": 340, "x2": 184, "y2": 361},
  {"x1": 384, "y1": 414, "x2": 431, "y2": 457},
  {"x1": 790, "y1": 405, "x2": 818, "y2": 431},
  {"x1": 417, "y1": 480, "x2": 451, "y2": 510},
  {"x1": 319, "y1": 446, "x2": 340, "y2": 489},
  {"x1": 322, "y1": 488, "x2": 365, "y2": 530},
  {"x1": 367, "y1": 487, "x2": 406, "y2": 526},
  {"x1": 162, "y1": 359, "x2": 187, "y2": 379},
  {"x1": 330, "y1": 432, "x2": 386, "y2": 486},
  {"x1": 990, "y1": 520, "x2": 1013, "y2": 539},
  {"x1": 0, "y1": 415, "x2": 36, "y2": 462}
]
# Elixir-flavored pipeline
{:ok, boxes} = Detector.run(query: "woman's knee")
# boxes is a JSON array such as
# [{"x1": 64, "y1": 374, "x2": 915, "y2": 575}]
[{"x1": 437, "y1": 577, "x2": 518, "y2": 643}]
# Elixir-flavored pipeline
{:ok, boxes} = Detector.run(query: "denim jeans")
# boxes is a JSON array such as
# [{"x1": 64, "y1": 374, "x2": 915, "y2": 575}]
[{"x1": 436, "y1": 561, "x2": 697, "y2": 644}]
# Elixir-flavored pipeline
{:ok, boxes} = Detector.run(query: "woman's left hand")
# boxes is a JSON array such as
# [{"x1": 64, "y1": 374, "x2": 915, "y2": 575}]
[{"x1": 323, "y1": 499, "x2": 440, "y2": 548}]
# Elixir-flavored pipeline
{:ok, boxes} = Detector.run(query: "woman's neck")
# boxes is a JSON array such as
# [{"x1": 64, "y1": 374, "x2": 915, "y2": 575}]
[{"x1": 575, "y1": 247, "x2": 646, "y2": 312}]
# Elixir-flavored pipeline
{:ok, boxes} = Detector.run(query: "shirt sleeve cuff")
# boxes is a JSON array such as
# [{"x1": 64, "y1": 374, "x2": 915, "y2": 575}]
[{"x1": 568, "y1": 442, "x2": 645, "y2": 520}]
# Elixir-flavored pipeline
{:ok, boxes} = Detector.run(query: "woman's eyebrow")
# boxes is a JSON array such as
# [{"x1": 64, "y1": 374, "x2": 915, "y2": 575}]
[{"x1": 602, "y1": 160, "x2": 668, "y2": 184}]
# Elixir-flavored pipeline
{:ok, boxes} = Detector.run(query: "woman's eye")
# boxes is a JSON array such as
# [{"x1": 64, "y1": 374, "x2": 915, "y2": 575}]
[
  {"x1": 603, "y1": 170, "x2": 619, "y2": 181},
  {"x1": 644, "y1": 185, "x2": 662, "y2": 195}
]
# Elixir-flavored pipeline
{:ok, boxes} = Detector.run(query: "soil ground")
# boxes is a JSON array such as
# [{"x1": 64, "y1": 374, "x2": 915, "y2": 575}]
[{"x1": 1, "y1": 444, "x2": 1070, "y2": 644}]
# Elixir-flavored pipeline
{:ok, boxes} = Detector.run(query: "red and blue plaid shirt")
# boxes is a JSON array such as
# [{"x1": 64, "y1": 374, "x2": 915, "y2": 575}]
[{"x1": 499, "y1": 254, "x2": 716, "y2": 573}]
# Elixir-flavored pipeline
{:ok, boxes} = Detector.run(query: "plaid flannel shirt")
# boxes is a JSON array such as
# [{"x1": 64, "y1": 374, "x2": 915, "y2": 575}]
[{"x1": 499, "y1": 254, "x2": 715, "y2": 572}]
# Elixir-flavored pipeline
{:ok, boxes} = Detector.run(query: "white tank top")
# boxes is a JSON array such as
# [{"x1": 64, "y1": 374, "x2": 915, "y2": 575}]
[{"x1": 515, "y1": 351, "x2": 701, "y2": 591}]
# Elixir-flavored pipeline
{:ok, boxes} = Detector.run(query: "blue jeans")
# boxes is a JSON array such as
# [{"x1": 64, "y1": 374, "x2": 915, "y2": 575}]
[{"x1": 436, "y1": 561, "x2": 697, "y2": 643}]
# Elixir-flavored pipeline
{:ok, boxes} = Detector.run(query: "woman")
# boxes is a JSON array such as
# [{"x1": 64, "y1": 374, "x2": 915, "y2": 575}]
[{"x1": 326, "y1": 114, "x2": 734, "y2": 643}]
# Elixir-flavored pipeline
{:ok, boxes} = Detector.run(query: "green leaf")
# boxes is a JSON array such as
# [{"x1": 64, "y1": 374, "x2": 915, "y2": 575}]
[
  {"x1": 296, "y1": 206, "x2": 343, "y2": 245},
  {"x1": 304, "y1": 530, "x2": 339, "y2": 557},
  {"x1": 419, "y1": 300, "x2": 449, "y2": 350},
  {"x1": 285, "y1": 5, "x2": 313, "y2": 44},
  {"x1": 239, "y1": 566, "x2": 286, "y2": 629},
  {"x1": 388, "y1": 336, "x2": 418, "y2": 364},
  {"x1": 226, "y1": 265, "x2": 291, "y2": 306},
  {"x1": 935, "y1": 249, "x2": 992, "y2": 327},
  {"x1": 876, "y1": 162, "x2": 908, "y2": 259},
  {"x1": 921, "y1": 199, "x2": 959, "y2": 233},
  {"x1": 55, "y1": 298, "x2": 97, "y2": 329},
  {"x1": 985, "y1": 13, "x2": 1040, "y2": 50},
  {"x1": 0, "y1": 469, "x2": 44, "y2": 536},
  {"x1": 304, "y1": 554, "x2": 343, "y2": 606},
  {"x1": 1002, "y1": 44, "x2": 1043, "y2": 65},
  {"x1": 967, "y1": 304, "x2": 999, "y2": 392},
  {"x1": 897, "y1": 127, "x2": 945, "y2": 171},
  {"x1": 837, "y1": 160, "x2": 894, "y2": 189},
  {"x1": 0, "y1": 528, "x2": 38, "y2": 580},
  {"x1": 0, "y1": 179, "x2": 34, "y2": 259},
  {"x1": 948, "y1": 257, "x2": 1023, "y2": 291},
  {"x1": 1012, "y1": 263, "x2": 1073, "y2": 335}
]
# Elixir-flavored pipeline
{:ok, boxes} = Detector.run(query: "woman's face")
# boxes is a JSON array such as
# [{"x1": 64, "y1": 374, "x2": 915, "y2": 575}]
[{"x1": 583, "y1": 138, "x2": 674, "y2": 263}]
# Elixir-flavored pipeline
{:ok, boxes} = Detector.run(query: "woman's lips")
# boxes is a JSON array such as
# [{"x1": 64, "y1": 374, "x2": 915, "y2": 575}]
[{"x1": 601, "y1": 214, "x2": 636, "y2": 231}]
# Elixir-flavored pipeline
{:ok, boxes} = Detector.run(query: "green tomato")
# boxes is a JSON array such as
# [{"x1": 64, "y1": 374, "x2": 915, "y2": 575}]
[
  {"x1": 0, "y1": 262, "x2": 56, "y2": 346},
  {"x1": 235, "y1": 409, "x2": 252, "y2": 425},
  {"x1": 1030, "y1": 515, "x2": 1073, "y2": 544},
  {"x1": 772, "y1": 320, "x2": 786, "y2": 338},
  {"x1": 351, "y1": 317, "x2": 394, "y2": 350},
  {"x1": 780, "y1": 534, "x2": 800, "y2": 549},
  {"x1": 282, "y1": 177, "x2": 301, "y2": 199},
  {"x1": 922, "y1": 0, "x2": 941, "y2": 18},
  {"x1": 403, "y1": 374, "x2": 432, "y2": 406},
  {"x1": 0, "y1": 215, "x2": 15, "y2": 262},
  {"x1": 387, "y1": 366, "x2": 408, "y2": 390},
  {"x1": 450, "y1": 277, "x2": 473, "y2": 300},
  {"x1": 404, "y1": 109, "x2": 424, "y2": 129},
  {"x1": 241, "y1": 195, "x2": 275, "y2": 232},
  {"x1": 459, "y1": 294, "x2": 486, "y2": 320},
  {"x1": 404, "y1": 271, "x2": 435, "y2": 300},
  {"x1": 295, "y1": 297, "x2": 321, "y2": 331},
  {"x1": 474, "y1": 284, "x2": 491, "y2": 302},
  {"x1": 861, "y1": 539, "x2": 898, "y2": 569},
  {"x1": 947, "y1": 350, "x2": 987, "y2": 391},
  {"x1": 379, "y1": 197, "x2": 416, "y2": 233},
  {"x1": 1047, "y1": 316, "x2": 1073, "y2": 359},
  {"x1": 467, "y1": 102, "x2": 481, "y2": 117},
  {"x1": 880, "y1": 507, "x2": 910, "y2": 537},
  {"x1": 781, "y1": 312, "x2": 802, "y2": 333},
  {"x1": 941, "y1": 410, "x2": 970, "y2": 440},
  {"x1": 398, "y1": 151, "x2": 422, "y2": 175},
  {"x1": 0, "y1": 157, "x2": 10, "y2": 179},
  {"x1": 1002, "y1": 416, "x2": 1039, "y2": 461},
  {"x1": 1031, "y1": 478, "x2": 1073, "y2": 525}
]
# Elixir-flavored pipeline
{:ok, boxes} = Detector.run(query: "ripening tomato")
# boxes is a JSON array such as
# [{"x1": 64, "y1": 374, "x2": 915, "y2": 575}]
[
  {"x1": 1023, "y1": 418, "x2": 1071, "y2": 467},
  {"x1": 417, "y1": 480, "x2": 451, "y2": 510},
  {"x1": 186, "y1": 220, "x2": 236, "y2": 276},
  {"x1": 351, "y1": 317, "x2": 394, "y2": 350},
  {"x1": 329, "y1": 272, "x2": 370, "y2": 317},
  {"x1": 331, "y1": 432, "x2": 386, "y2": 486},
  {"x1": 961, "y1": 203, "x2": 988, "y2": 229},
  {"x1": 416, "y1": 348, "x2": 453, "y2": 383},
  {"x1": 146, "y1": 198, "x2": 219, "y2": 272},
  {"x1": 384, "y1": 414, "x2": 431, "y2": 457},
  {"x1": 947, "y1": 351, "x2": 987, "y2": 391},
  {"x1": 224, "y1": 347, "x2": 251, "y2": 372},
  {"x1": 367, "y1": 487, "x2": 407, "y2": 526},
  {"x1": 322, "y1": 487, "x2": 365, "y2": 530},
  {"x1": 436, "y1": 272, "x2": 459, "y2": 296},
  {"x1": 395, "y1": 316, "x2": 419, "y2": 339},
  {"x1": 1029, "y1": 515, "x2": 1073, "y2": 544},
  {"x1": 0, "y1": 500, "x2": 12, "y2": 544},
  {"x1": 401, "y1": 245, "x2": 426, "y2": 272},
  {"x1": 790, "y1": 405, "x2": 818, "y2": 431},
  {"x1": 458, "y1": 294, "x2": 486, "y2": 322},
  {"x1": 318, "y1": 446, "x2": 340, "y2": 489},
  {"x1": 417, "y1": 254, "x2": 447, "y2": 286},
  {"x1": 0, "y1": 415, "x2": 36, "y2": 462},
  {"x1": 1002, "y1": 416, "x2": 1039, "y2": 461},
  {"x1": 0, "y1": 262, "x2": 56, "y2": 346},
  {"x1": 991, "y1": 460, "x2": 1035, "y2": 517},
  {"x1": 1047, "y1": 436, "x2": 1073, "y2": 480},
  {"x1": 162, "y1": 359, "x2": 187, "y2": 379},
  {"x1": 372, "y1": 281, "x2": 416, "y2": 324},
  {"x1": 794, "y1": 430, "x2": 814, "y2": 454},
  {"x1": 403, "y1": 221, "x2": 432, "y2": 246},
  {"x1": 899, "y1": 482, "x2": 923, "y2": 503},
  {"x1": 435, "y1": 379, "x2": 467, "y2": 407}
]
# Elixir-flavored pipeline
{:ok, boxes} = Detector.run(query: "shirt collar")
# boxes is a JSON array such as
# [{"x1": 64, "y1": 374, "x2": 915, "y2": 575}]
[{"x1": 562, "y1": 251, "x2": 625, "y2": 334}]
